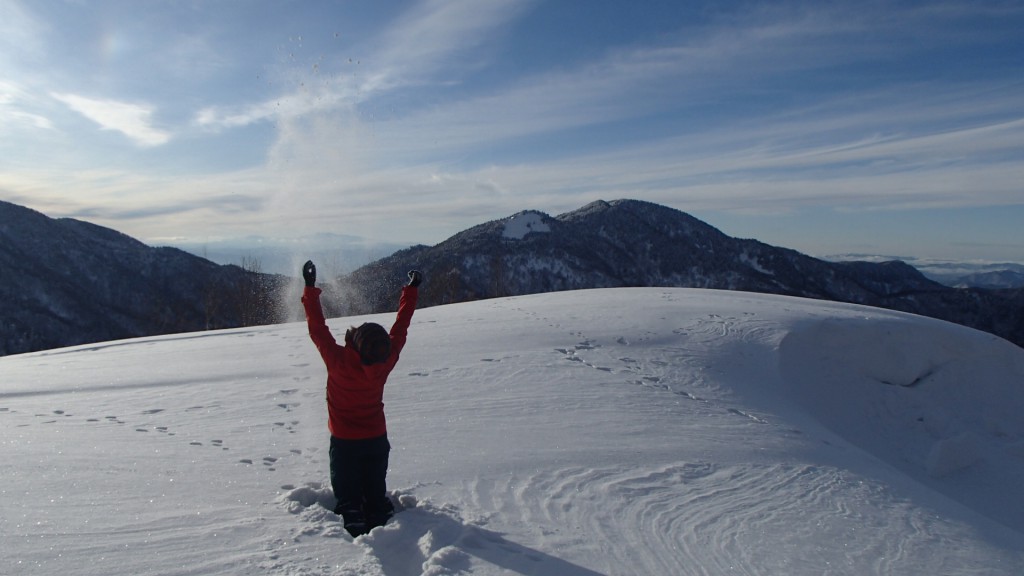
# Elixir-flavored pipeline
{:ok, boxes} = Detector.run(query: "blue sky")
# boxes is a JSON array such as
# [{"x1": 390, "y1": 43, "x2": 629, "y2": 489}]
[{"x1": 2, "y1": 0, "x2": 1023, "y2": 267}]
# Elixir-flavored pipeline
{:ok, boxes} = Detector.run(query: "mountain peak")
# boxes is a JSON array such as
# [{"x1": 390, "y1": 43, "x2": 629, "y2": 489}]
[{"x1": 340, "y1": 199, "x2": 1022, "y2": 349}]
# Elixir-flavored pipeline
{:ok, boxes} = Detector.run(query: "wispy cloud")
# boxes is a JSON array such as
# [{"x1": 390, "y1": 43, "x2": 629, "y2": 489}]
[
  {"x1": 370, "y1": 0, "x2": 531, "y2": 85},
  {"x1": 0, "y1": 81, "x2": 53, "y2": 130},
  {"x1": 51, "y1": 93, "x2": 171, "y2": 147},
  {"x1": 312, "y1": 5, "x2": 933, "y2": 163},
  {"x1": 195, "y1": 0, "x2": 530, "y2": 131},
  {"x1": 66, "y1": 192, "x2": 266, "y2": 221}
]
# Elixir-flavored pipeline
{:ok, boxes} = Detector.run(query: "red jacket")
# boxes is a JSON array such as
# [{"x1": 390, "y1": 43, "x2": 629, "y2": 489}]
[{"x1": 302, "y1": 285, "x2": 418, "y2": 439}]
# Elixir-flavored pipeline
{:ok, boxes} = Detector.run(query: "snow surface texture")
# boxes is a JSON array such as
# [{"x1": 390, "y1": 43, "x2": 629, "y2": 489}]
[{"x1": 2, "y1": 288, "x2": 1023, "y2": 575}]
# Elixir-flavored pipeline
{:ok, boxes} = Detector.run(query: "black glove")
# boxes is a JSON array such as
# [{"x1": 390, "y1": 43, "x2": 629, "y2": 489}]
[
  {"x1": 302, "y1": 260, "x2": 316, "y2": 287},
  {"x1": 407, "y1": 270, "x2": 422, "y2": 288}
]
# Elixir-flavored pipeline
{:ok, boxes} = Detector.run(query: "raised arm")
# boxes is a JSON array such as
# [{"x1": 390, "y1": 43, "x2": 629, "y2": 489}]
[
  {"x1": 388, "y1": 270, "x2": 422, "y2": 358},
  {"x1": 300, "y1": 260, "x2": 340, "y2": 357}
]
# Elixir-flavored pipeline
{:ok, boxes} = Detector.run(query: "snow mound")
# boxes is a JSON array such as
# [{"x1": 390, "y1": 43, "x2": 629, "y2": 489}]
[
  {"x1": 4, "y1": 288, "x2": 1024, "y2": 575},
  {"x1": 282, "y1": 481, "x2": 336, "y2": 512}
]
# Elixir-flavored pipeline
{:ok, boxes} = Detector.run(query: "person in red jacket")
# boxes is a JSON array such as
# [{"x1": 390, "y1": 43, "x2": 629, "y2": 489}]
[{"x1": 301, "y1": 260, "x2": 422, "y2": 537}]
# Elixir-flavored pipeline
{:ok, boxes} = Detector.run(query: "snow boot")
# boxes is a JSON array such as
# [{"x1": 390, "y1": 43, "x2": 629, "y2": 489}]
[
  {"x1": 335, "y1": 505, "x2": 369, "y2": 538},
  {"x1": 366, "y1": 496, "x2": 395, "y2": 530}
]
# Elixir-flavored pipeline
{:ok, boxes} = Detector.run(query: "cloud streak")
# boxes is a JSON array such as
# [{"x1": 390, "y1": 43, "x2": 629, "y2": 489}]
[{"x1": 51, "y1": 93, "x2": 171, "y2": 147}]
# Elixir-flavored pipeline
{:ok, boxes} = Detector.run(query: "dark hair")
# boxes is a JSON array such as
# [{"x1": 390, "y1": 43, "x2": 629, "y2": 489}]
[{"x1": 346, "y1": 322, "x2": 391, "y2": 365}]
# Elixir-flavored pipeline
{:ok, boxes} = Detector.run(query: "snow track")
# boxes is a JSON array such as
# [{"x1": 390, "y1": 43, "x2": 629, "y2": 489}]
[{"x1": 454, "y1": 461, "x2": 1008, "y2": 576}]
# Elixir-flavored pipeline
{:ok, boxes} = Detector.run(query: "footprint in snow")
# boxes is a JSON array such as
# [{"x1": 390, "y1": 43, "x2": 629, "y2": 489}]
[
  {"x1": 273, "y1": 421, "x2": 300, "y2": 434},
  {"x1": 237, "y1": 456, "x2": 282, "y2": 470}
]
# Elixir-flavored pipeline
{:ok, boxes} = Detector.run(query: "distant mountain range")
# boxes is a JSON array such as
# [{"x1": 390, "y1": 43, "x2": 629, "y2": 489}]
[
  {"x1": 822, "y1": 254, "x2": 1024, "y2": 289},
  {"x1": 2, "y1": 198, "x2": 1021, "y2": 356},
  {"x1": 946, "y1": 269, "x2": 1024, "y2": 290}
]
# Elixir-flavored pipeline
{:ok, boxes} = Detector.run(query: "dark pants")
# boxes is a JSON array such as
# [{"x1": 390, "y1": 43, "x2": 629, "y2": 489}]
[{"x1": 329, "y1": 434, "x2": 394, "y2": 536}]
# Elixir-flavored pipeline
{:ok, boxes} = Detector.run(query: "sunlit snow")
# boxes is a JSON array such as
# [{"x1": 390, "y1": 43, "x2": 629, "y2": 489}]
[
  {"x1": 503, "y1": 212, "x2": 550, "y2": 240},
  {"x1": 2, "y1": 288, "x2": 1023, "y2": 575}
]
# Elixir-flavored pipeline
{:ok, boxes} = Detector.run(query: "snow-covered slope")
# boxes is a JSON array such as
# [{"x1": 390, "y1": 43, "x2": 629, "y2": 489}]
[{"x1": 2, "y1": 288, "x2": 1023, "y2": 575}]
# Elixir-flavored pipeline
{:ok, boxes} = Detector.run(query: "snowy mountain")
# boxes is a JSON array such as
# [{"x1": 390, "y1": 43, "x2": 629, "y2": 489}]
[
  {"x1": 4, "y1": 198, "x2": 1022, "y2": 356},
  {"x1": 338, "y1": 199, "x2": 1024, "y2": 349},
  {"x1": 0, "y1": 200, "x2": 284, "y2": 356},
  {"x1": 3, "y1": 289, "x2": 1023, "y2": 575}
]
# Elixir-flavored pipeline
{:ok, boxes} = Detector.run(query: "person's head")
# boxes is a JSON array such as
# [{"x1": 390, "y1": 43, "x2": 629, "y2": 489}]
[{"x1": 346, "y1": 322, "x2": 391, "y2": 365}]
